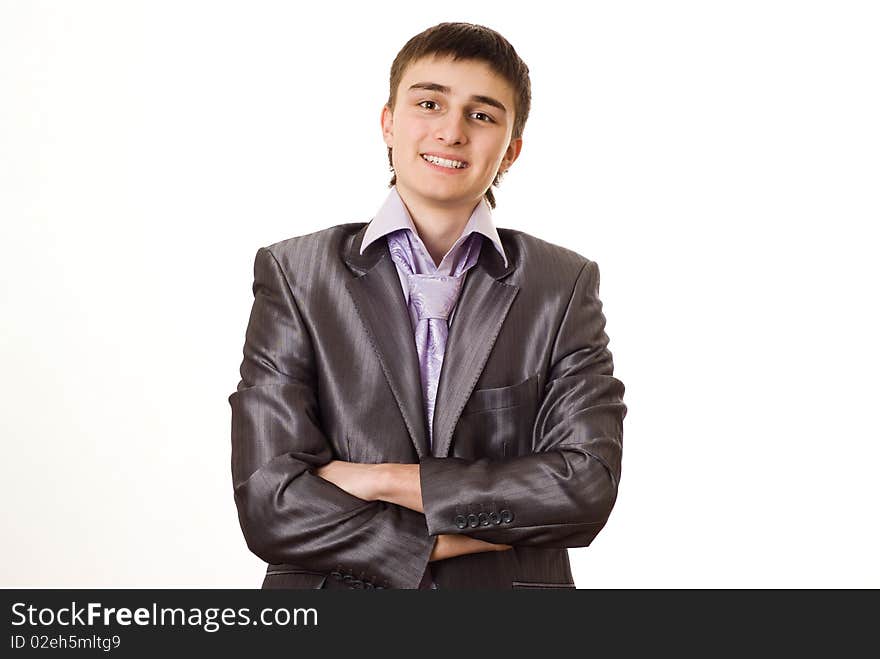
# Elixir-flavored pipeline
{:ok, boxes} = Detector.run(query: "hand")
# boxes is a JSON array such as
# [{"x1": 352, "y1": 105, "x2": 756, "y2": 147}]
[
  {"x1": 315, "y1": 461, "x2": 422, "y2": 513},
  {"x1": 314, "y1": 460, "x2": 381, "y2": 502},
  {"x1": 429, "y1": 534, "x2": 513, "y2": 562}
]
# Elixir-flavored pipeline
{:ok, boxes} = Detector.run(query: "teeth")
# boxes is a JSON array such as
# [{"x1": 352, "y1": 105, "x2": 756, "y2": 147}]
[{"x1": 422, "y1": 154, "x2": 467, "y2": 169}]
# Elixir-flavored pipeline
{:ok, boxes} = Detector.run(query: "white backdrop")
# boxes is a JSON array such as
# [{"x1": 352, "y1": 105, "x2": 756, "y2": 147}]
[{"x1": 2, "y1": 0, "x2": 878, "y2": 588}]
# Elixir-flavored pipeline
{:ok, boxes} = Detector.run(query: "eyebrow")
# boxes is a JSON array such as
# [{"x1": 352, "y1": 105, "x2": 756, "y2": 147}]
[{"x1": 407, "y1": 82, "x2": 508, "y2": 114}]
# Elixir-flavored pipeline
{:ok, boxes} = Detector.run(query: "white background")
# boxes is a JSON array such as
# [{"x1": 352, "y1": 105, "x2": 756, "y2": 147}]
[{"x1": 2, "y1": 0, "x2": 878, "y2": 588}]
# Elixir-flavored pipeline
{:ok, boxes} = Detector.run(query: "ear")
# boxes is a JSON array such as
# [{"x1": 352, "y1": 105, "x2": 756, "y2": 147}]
[
  {"x1": 381, "y1": 105, "x2": 394, "y2": 148},
  {"x1": 500, "y1": 136, "x2": 523, "y2": 173}
]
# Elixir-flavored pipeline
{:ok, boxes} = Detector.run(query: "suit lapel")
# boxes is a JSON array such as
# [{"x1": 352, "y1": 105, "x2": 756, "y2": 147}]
[
  {"x1": 344, "y1": 224, "x2": 430, "y2": 458},
  {"x1": 343, "y1": 222, "x2": 519, "y2": 460},
  {"x1": 431, "y1": 238, "x2": 519, "y2": 458}
]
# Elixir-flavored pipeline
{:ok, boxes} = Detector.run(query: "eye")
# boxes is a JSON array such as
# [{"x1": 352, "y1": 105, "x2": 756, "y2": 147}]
[{"x1": 417, "y1": 100, "x2": 495, "y2": 124}]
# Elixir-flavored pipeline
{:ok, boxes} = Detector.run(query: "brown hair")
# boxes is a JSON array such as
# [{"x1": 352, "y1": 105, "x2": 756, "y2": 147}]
[{"x1": 385, "y1": 22, "x2": 532, "y2": 209}]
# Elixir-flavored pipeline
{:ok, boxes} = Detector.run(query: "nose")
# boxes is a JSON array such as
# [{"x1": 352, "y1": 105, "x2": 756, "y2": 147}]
[{"x1": 433, "y1": 112, "x2": 467, "y2": 146}]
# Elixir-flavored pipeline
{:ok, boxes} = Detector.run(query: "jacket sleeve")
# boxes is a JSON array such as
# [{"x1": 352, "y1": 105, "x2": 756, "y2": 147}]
[
  {"x1": 418, "y1": 259, "x2": 626, "y2": 547},
  {"x1": 229, "y1": 247, "x2": 435, "y2": 589}
]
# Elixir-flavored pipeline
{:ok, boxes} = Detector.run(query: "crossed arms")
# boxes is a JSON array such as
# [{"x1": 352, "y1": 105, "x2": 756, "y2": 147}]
[
  {"x1": 314, "y1": 460, "x2": 513, "y2": 562},
  {"x1": 229, "y1": 247, "x2": 625, "y2": 589}
]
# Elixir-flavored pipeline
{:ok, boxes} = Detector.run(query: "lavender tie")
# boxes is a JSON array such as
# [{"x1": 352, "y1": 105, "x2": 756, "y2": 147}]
[{"x1": 387, "y1": 231, "x2": 480, "y2": 448}]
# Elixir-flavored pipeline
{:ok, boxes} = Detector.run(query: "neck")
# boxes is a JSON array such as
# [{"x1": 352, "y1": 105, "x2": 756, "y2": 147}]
[{"x1": 396, "y1": 184, "x2": 481, "y2": 267}]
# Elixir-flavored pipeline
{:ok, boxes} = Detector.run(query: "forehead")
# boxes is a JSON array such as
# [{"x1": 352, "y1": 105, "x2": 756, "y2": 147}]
[{"x1": 398, "y1": 55, "x2": 515, "y2": 105}]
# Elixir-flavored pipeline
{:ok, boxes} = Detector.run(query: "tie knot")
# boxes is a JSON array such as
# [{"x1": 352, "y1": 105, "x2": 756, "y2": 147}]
[{"x1": 407, "y1": 273, "x2": 462, "y2": 320}]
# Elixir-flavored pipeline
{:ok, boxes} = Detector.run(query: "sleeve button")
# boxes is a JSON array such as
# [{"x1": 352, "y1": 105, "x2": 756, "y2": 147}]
[
  {"x1": 489, "y1": 512, "x2": 501, "y2": 525},
  {"x1": 455, "y1": 515, "x2": 468, "y2": 529},
  {"x1": 478, "y1": 512, "x2": 490, "y2": 526},
  {"x1": 467, "y1": 514, "x2": 479, "y2": 528},
  {"x1": 500, "y1": 509, "x2": 514, "y2": 524}
]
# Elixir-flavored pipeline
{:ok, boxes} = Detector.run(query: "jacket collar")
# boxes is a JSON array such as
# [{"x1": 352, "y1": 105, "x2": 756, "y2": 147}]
[{"x1": 360, "y1": 186, "x2": 508, "y2": 269}]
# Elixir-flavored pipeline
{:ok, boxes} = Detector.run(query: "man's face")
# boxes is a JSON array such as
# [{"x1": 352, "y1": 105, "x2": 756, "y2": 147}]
[{"x1": 381, "y1": 55, "x2": 522, "y2": 211}]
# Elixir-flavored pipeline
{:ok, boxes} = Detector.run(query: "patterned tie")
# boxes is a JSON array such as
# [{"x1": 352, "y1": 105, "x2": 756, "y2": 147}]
[{"x1": 387, "y1": 230, "x2": 481, "y2": 448}]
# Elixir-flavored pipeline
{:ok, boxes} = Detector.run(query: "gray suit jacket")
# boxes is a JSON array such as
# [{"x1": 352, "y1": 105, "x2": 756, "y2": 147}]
[{"x1": 229, "y1": 221, "x2": 626, "y2": 589}]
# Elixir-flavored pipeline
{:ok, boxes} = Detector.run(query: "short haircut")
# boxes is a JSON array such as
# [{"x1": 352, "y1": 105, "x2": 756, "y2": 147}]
[{"x1": 385, "y1": 22, "x2": 532, "y2": 209}]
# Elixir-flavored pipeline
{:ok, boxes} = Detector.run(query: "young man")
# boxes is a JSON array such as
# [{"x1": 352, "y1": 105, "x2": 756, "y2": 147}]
[{"x1": 229, "y1": 22, "x2": 626, "y2": 590}]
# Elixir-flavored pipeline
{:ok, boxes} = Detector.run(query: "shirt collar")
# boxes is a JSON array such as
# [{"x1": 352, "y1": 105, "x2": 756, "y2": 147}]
[{"x1": 360, "y1": 186, "x2": 508, "y2": 268}]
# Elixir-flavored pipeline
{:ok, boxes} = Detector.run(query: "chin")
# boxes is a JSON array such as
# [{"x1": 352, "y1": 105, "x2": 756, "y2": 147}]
[
  {"x1": 418, "y1": 188, "x2": 471, "y2": 204},
  {"x1": 417, "y1": 177, "x2": 475, "y2": 196}
]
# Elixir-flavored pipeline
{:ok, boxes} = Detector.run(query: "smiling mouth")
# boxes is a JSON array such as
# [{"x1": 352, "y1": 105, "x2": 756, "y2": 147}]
[{"x1": 421, "y1": 153, "x2": 469, "y2": 169}]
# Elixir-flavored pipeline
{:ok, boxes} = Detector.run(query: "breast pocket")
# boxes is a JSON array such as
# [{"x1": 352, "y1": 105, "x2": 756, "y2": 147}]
[{"x1": 453, "y1": 374, "x2": 539, "y2": 460}]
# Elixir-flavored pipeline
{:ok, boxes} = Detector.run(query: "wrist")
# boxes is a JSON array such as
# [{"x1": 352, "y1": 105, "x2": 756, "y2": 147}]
[{"x1": 372, "y1": 463, "x2": 393, "y2": 501}]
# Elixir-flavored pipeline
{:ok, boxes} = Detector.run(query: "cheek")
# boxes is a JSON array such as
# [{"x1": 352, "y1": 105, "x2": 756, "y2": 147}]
[
  {"x1": 472, "y1": 147, "x2": 504, "y2": 174},
  {"x1": 398, "y1": 116, "x2": 430, "y2": 141},
  {"x1": 474, "y1": 134, "x2": 505, "y2": 160}
]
